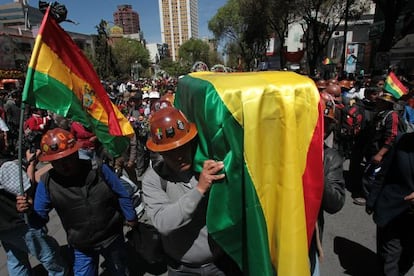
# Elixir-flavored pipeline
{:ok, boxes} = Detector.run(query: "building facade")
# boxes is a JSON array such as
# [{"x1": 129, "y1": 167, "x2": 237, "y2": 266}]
[
  {"x1": 158, "y1": 0, "x2": 199, "y2": 61},
  {"x1": 0, "y1": 1, "x2": 94, "y2": 71},
  {"x1": 0, "y1": 0, "x2": 43, "y2": 30},
  {"x1": 113, "y1": 4, "x2": 140, "y2": 35}
]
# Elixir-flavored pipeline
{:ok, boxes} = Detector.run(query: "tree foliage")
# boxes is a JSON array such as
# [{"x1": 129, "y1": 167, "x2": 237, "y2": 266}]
[
  {"x1": 298, "y1": 0, "x2": 368, "y2": 74},
  {"x1": 93, "y1": 20, "x2": 118, "y2": 80},
  {"x1": 112, "y1": 38, "x2": 150, "y2": 80},
  {"x1": 239, "y1": 0, "x2": 272, "y2": 69},
  {"x1": 209, "y1": 0, "x2": 271, "y2": 71},
  {"x1": 178, "y1": 38, "x2": 210, "y2": 67},
  {"x1": 159, "y1": 58, "x2": 190, "y2": 77},
  {"x1": 208, "y1": 48, "x2": 224, "y2": 67},
  {"x1": 208, "y1": 0, "x2": 371, "y2": 74},
  {"x1": 268, "y1": 0, "x2": 300, "y2": 68}
]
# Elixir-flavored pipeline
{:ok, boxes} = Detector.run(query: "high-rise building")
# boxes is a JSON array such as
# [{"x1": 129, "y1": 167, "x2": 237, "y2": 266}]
[
  {"x1": 159, "y1": 0, "x2": 199, "y2": 61},
  {"x1": 113, "y1": 4, "x2": 140, "y2": 35}
]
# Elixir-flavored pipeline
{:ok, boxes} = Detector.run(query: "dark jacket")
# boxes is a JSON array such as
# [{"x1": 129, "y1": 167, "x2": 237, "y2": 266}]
[
  {"x1": 0, "y1": 158, "x2": 35, "y2": 232},
  {"x1": 0, "y1": 189, "x2": 25, "y2": 232},
  {"x1": 322, "y1": 147, "x2": 346, "y2": 216},
  {"x1": 41, "y1": 162, "x2": 124, "y2": 250},
  {"x1": 373, "y1": 133, "x2": 414, "y2": 227},
  {"x1": 310, "y1": 146, "x2": 345, "y2": 273},
  {"x1": 369, "y1": 110, "x2": 400, "y2": 156}
]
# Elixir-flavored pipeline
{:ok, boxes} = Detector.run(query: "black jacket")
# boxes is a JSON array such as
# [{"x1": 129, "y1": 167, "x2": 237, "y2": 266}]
[
  {"x1": 373, "y1": 133, "x2": 414, "y2": 227},
  {"x1": 0, "y1": 189, "x2": 25, "y2": 232},
  {"x1": 43, "y1": 161, "x2": 123, "y2": 250},
  {"x1": 310, "y1": 146, "x2": 345, "y2": 273}
]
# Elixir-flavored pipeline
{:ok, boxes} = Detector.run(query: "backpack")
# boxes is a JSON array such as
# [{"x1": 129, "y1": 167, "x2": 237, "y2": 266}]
[
  {"x1": 336, "y1": 103, "x2": 365, "y2": 158},
  {"x1": 340, "y1": 104, "x2": 364, "y2": 139}
]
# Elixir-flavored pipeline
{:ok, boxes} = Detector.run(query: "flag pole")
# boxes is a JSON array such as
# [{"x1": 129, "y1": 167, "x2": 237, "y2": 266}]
[{"x1": 18, "y1": 100, "x2": 29, "y2": 223}]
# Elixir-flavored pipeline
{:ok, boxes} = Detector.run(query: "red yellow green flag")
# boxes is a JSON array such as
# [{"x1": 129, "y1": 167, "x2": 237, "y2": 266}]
[
  {"x1": 322, "y1": 57, "x2": 332, "y2": 65},
  {"x1": 175, "y1": 71, "x2": 324, "y2": 275},
  {"x1": 22, "y1": 7, "x2": 133, "y2": 157},
  {"x1": 384, "y1": 71, "x2": 408, "y2": 99}
]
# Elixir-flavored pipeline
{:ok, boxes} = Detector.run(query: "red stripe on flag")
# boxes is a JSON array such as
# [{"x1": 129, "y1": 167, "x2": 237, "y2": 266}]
[
  {"x1": 388, "y1": 72, "x2": 408, "y2": 94},
  {"x1": 38, "y1": 8, "x2": 123, "y2": 136},
  {"x1": 302, "y1": 102, "x2": 324, "y2": 245}
]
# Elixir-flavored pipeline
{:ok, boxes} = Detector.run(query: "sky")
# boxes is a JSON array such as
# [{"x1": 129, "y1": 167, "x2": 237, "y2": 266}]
[{"x1": 0, "y1": 0, "x2": 226, "y2": 44}]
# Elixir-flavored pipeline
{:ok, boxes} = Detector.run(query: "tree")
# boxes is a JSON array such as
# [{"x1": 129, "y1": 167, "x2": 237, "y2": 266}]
[
  {"x1": 223, "y1": 42, "x2": 242, "y2": 69},
  {"x1": 112, "y1": 38, "x2": 150, "y2": 80},
  {"x1": 268, "y1": 0, "x2": 300, "y2": 68},
  {"x1": 178, "y1": 38, "x2": 210, "y2": 67},
  {"x1": 239, "y1": 0, "x2": 272, "y2": 70},
  {"x1": 93, "y1": 20, "x2": 118, "y2": 80},
  {"x1": 297, "y1": 0, "x2": 368, "y2": 75},
  {"x1": 373, "y1": 0, "x2": 409, "y2": 52},
  {"x1": 208, "y1": 0, "x2": 271, "y2": 71},
  {"x1": 208, "y1": 48, "x2": 224, "y2": 67},
  {"x1": 159, "y1": 58, "x2": 189, "y2": 77}
]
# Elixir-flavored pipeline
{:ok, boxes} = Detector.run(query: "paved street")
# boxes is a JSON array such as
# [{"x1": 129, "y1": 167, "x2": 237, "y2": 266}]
[
  {"x1": 0, "y1": 208, "x2": 168, "y2": 276},
  {"x1": 1, "y1": 167, "x2": 414, "y2": 275},
  {"x1": 320, "y1": 189, "x2": 382, "y2": 275}
]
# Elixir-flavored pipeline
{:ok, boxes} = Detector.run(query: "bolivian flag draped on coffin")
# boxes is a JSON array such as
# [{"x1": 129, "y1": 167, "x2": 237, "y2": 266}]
[
  {"x1": 22, "y1": 7, "x2": 134, "y2": 157},
  {"x1": 175, "y1": 71, "x2": 324, "y2": 276}
]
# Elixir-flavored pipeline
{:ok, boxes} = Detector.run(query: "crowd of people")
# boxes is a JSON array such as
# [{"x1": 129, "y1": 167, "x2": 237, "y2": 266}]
[
  {"x1": 0, "y1": 67, "x2": 413, "y2": 276},
  {"x1": 316, "y1": 68, "x2": 414, "y2": 276}
]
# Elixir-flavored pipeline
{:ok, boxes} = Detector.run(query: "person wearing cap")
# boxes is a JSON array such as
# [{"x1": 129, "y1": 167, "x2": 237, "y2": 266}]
[
  {"x1": 142, "y1": 106, "x2": 236, "y2": 275},
  {"x1": 16, "y1": 128, "x2": 137, "y2": 276},
  {"x1": 364, "y1": 91, "x2": 405, "y2": 214},
  {"x1": 148, "y1": 90, "x2": 161, "y2": 116},
  {"x1": 347, "y1": 86, "x2": 380, "y2": 206},
  {"x1": 142, "y1": 92, "x2": 150, "y2": 117},
  {"x1": 127, "y1": 92, "x2": 151, "y2": 180}
]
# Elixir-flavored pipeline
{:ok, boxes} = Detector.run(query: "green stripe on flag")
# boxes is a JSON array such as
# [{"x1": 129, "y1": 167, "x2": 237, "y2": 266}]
[
  {"x1": 23, "y1": 69, "x2": 129, "y2": 157},
  {"x1": 175, "y1": 75, "x2": 273, "y2": 275}
]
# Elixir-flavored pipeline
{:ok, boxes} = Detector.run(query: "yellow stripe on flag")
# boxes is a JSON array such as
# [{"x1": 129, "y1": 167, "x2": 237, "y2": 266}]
[
  {"x1": 190, "y1": 71, "x2": 320, "y2": 275},
  {"x1": 29, "y1": 35, "x2": 130, "y2": 134}
]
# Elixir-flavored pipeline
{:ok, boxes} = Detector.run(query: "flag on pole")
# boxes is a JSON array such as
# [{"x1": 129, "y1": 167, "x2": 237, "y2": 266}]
[
  {"x1": 175, "y1": 71, "x2": 324, "y2": 275},
  {"x1": 384, "y1": 71, "x2": 408, "y2": 99},
  {"x1": 322, "y1": 57, "x2": 332, "y2": 65},
  {"x1": 22, "y1": 6, "x2": 134, "y2": 157}
]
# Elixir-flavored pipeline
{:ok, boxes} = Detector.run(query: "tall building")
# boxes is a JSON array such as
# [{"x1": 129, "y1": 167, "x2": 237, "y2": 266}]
[
  {"x1": 159, "y1": 0, "x2": 199, "y2": 61},
  {"x1": 0, "y1": 1, "x2": 43, "y2": 30},
  {"x1": 113, "y1": 4, "x2": 140, "y2": 35}
]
